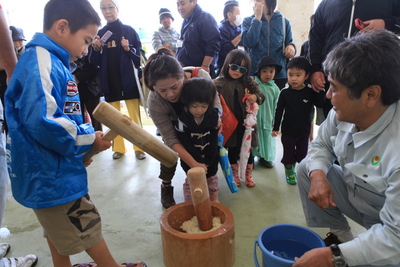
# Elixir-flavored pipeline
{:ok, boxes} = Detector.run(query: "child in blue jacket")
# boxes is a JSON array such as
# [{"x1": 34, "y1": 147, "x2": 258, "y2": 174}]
[{"x1": 5, "y1": 0, "x2": 146, "y2": 266}]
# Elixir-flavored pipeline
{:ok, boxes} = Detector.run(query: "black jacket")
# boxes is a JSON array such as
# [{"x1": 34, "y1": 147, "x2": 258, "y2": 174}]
[
  {"x1": 175, "y1": 108, "x2": 219, "y2": 177},
  {"x1": 73, "y1": 56, "x2": 102, "y2": 101},
  {"x1": 310, "y1": 0, "x2": 400, "y2": 73},
  {"x1": 273, "y1": 84, "x2": 325, "y2": 138}
]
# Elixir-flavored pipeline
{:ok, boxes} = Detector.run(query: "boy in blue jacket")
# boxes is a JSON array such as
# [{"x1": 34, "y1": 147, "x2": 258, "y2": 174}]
[{"x1": 4, "y1": 0, "x2": 146, "y2": 266}]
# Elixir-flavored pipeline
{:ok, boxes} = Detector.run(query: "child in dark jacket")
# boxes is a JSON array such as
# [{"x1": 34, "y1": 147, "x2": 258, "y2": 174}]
[{"x1": 175, "y1": 78, "x2": 220, "y2": 202}]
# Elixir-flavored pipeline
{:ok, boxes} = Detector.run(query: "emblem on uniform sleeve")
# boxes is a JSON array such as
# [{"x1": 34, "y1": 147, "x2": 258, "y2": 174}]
[
  {"x1": 66, "y1": 80, "x2": 79, "y2": 96},
  {"x1": 64, "y1": 101, "x2": 81, "y2": 115}
]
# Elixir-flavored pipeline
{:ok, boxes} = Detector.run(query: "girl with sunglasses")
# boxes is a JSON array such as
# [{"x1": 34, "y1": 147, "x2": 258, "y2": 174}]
[{"x1": 214, "y1": 49, "x2": 265, "y2": 187}]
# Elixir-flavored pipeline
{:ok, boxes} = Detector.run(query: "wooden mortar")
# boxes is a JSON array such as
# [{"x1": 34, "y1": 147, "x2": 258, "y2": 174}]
[{"x1": 160, "y1": 201, "x2": 235, "y2": 267}]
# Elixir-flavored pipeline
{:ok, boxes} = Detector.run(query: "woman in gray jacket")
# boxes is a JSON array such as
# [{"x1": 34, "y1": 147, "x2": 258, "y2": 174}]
[{"x1": 143, "y1": 48, "x2": 221, "y2": 209}]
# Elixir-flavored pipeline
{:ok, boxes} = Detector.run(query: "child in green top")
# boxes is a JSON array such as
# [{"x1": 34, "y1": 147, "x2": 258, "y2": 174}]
[{"x1": 253, "y1": 56, "x2": 282, "y2": 168}]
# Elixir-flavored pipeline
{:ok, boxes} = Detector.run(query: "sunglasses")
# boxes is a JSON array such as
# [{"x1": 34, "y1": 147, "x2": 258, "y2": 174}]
[{"x1": 229, "y1": 64, "x2": 247, "y2": 74}]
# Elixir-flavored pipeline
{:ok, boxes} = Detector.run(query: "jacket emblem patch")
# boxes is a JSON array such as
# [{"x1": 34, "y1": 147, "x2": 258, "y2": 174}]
[
  {"x1": 66, "y1": 80, "x2": 79, "y2": 96},
  {"x1": 64, "y1": 101, "x2": 81, "y2": 115}
]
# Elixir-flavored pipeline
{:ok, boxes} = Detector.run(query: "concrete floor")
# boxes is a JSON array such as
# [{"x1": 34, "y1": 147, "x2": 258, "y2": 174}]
[{"x1": 1, "y1": 124, "x2": 365, "y2": 266}]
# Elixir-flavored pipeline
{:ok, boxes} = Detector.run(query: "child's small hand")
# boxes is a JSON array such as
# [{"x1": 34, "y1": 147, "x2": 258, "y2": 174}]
[
  {"x1": 92, "y1": 131, "x2": 112, "y2": 153},
  {"x1": 192, "y1": 162, "x2": 208, "y2": 173},
  {"x1": 271, "y1": 131, "x2": 279, "y2": 137},
  {"x1": 83, "y1": 158, "x2": 93, "y2": 167},
  {"x1": 246, "y1": 94, "x2": 258, "y2": 104}
]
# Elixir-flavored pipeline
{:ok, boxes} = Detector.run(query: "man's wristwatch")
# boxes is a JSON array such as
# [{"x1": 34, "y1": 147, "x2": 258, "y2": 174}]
[{"x1": 330, "y1": 244, "x2": 348, "y2": 267}]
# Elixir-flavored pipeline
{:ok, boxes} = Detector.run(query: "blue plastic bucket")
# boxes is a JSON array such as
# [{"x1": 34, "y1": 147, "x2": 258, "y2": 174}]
[{"x1": 254, "y1": 224, "x2": 325, "y2": 267}]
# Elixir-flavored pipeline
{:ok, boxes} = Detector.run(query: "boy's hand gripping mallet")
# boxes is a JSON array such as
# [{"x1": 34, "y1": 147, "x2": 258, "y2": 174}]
[
  {"x1": 82, "y1": 129, "x2": 118, "y2": 162},
  {"x1": 91, "y1": 101, "x2": 178, "y2": 167}
]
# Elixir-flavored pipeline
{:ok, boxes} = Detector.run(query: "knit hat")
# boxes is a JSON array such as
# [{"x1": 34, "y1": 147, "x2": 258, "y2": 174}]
[
  {"x1": 256, "y1": 56, "x2": 282, "y2": 75},
  {"x1": 159, "y1": 8, "x2": 174, "y2": 23},
  {"x1": 9, "y1": 26, "x2": 26, "y2": 41}
]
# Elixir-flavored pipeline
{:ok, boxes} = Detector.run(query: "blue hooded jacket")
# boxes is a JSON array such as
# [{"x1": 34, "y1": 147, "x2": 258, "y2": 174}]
[
  {"x1": 5, "y1": 33, "x2": 95, "y2": 209},
  {"x1": 242, "y1": 11, "x2": 295, "y2": 78}
]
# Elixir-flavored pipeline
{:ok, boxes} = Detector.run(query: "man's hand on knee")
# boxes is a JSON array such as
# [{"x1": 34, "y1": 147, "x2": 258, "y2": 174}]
[{"x1": 309, "y1": 170, "x2": 336, "y2": 209}]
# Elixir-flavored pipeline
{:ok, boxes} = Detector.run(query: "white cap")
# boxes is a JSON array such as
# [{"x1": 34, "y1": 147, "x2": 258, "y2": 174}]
[{"x1": 100, "y1": 0, "x2": 119, "y2": 9}]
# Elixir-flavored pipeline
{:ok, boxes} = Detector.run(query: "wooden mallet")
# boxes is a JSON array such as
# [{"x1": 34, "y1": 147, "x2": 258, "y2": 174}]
[
  {"x1": 92, "y1": 101, "x2": 178, "y2": 167},
  {"x1": 188, "y1": 167, "x2": 213, "y2": 231},
  {"x1": 82, "y1": 129, "x2": 118, "y2": 162}
]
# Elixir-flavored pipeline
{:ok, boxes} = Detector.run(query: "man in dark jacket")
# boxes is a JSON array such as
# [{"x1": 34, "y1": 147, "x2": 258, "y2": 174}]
[
  {"x1": 309, "y1": 0, "x2": 400, "y2": 120},
  {"x1": 216, "y1": 0, "x2": 243, "y2": 74},
  {"x1": 176, "y1": 0, "x2": 221, "y2": 78}
]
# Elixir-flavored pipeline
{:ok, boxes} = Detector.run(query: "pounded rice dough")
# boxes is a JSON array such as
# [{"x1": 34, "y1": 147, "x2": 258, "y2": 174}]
[{"x1": 180, "y1": 216, "x2": 222, "y2": 234}]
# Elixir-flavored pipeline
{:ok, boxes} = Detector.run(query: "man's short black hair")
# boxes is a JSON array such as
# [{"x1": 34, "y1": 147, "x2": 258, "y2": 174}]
[
  {"x1": 223, "y1": 1, "x2": 239, "y2": 20},
  {"x1": 43, "y1": 0, "x2": 101, "y2": 34}
]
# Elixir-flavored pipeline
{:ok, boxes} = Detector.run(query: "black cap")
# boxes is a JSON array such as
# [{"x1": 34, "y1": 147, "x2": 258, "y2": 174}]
[
  {"x1": 256, "y1": 56, "x2": 282, "y2": 75},
  {"x1": 159, "y1": 8, "x2": 174, "y2": 23},
  {"x1": 9, "y1": 26, "x2": 26, "y2": 41}
]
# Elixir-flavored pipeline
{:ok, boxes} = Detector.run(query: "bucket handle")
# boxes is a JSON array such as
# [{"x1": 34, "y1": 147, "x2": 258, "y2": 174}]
[{"x1": 254, "y1": 240, "x2": 261, "y2": 267}]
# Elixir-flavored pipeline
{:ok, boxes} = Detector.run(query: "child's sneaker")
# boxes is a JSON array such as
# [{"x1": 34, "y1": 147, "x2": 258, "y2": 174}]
[
  {"x1": 285, "y1": 165, "x2": 297, "y2": 185},
  {"x1": 0, "y1": 243, "x2": 11, "y2": 258},
  {"x1": 1, "y1": 254, "x2": 38, "y2": 267}
]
